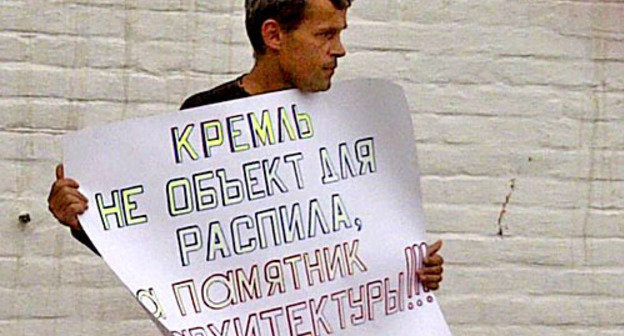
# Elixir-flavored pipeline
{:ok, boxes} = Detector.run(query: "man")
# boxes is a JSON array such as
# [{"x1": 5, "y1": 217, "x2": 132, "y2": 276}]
[{"x1": 48, "y1": 0, "x2": 444, "y2": 291}]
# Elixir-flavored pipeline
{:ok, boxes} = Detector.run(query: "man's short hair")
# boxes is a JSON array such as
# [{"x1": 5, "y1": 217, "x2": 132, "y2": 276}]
[{"x1": 245, "y1": 0, "x2": 352, "y2": 55}]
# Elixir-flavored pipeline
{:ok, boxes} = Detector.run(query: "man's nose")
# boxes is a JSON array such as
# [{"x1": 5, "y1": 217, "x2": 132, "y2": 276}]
[{"x1": 331, "y1": 36, "x2": 346, "y2": 58}]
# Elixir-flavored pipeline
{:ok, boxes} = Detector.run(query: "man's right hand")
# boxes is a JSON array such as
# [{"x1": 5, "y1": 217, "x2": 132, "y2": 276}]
[{"x1": 47, "y1": 164, "x2": 88, "y2": 230}]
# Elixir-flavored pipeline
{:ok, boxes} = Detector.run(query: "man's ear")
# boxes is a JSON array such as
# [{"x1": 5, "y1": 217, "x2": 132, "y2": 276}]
[{"x1": 261, "y1": 19, "x2": 284, "y2": 52}]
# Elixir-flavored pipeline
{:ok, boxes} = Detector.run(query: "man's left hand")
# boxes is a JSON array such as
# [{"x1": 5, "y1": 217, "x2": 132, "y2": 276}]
[{"x1": 418, "y1": 240, "x2": 444, "y2": 291}]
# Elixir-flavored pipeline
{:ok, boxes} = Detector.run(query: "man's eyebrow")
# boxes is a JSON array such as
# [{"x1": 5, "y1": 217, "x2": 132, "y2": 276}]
[{"x1": 318, "y1": 24, "x2": 347, "y2": 33}]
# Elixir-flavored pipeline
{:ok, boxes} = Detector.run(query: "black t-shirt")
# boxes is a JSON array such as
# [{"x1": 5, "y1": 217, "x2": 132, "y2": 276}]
[
  {"x1": 71, "y1": 76, "x2": 250, "y2": 255},
  {"x1": 179, "y1": 76, "x2": 250, "y2": 110}
]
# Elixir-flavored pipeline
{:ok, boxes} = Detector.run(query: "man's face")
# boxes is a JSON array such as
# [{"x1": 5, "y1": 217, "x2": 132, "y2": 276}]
[{"x1": 279, "y1": 0, "x2": 348, "y2": 92}]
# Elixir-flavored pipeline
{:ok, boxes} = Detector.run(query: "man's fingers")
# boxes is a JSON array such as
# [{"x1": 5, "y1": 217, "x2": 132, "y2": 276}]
[
  {"x1": 57, "y1": 193, "x2": 88, "y2": 210},
  {"x1": 419, "y1": 274, "x2": 443, "y2": 284},
  {"x1": 424, "y1": 282, "x2": 440, "y2": 291},
  {"x1": 427, "y1": 240, "x2": 443, "y2": 257},
  {"x1": 50, "y1": 193, "x2": 88, "y2": 227},
  {"x1": 63, "y1": 216, "x2": 81, "y2": 231},
  {"x1": 54, "y1": 179, "x2": 80, "y2": 190},
  {"x1": 424, "y1": 254, "x2": 444, "y2": 267},
  {"x1": 420, "y1": 265, "x2": 443, "y2": 275},
  {"x1": 424, "y1": 240, "x2": 444, "y2": 265},
  {"x1": 51, "y1": 186, "x2": 87, "y2": 207},
  {"x1": 48, "y1": 179, "x2": 82, "y2": 201},
  {"x1": 59, "y1": 203, "x2": 87, "y2": 230},
  {"x1": 63, "y1": 187, "x2": 88, "y2": 203},
  {"x1": 55, "y1": 164, "x2": 64, "y2": 180},
  {"x1": 67, "y1": 203, "x2": 87, "y2": 216}
]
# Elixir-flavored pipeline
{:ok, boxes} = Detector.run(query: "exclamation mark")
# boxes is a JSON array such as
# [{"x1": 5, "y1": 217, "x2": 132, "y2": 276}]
[{"x1": 404, "y1": 243, "x2": 433, "y2": 310}]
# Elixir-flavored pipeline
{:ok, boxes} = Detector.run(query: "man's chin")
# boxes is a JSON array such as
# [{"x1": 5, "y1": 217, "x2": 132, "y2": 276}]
[{"x1": 304, "y1": 81, "x2": 332, "y2": 93}]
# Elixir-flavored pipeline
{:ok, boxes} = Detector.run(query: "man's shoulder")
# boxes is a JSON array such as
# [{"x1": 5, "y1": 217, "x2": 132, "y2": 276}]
[{"x1": 179, "y1": 76, "x2": 250, "y2": 110}]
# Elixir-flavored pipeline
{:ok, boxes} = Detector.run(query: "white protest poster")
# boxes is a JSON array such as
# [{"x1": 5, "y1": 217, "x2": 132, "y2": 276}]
[{"x1": 62, "y1": 79, "x2": 452, "y2": 336}]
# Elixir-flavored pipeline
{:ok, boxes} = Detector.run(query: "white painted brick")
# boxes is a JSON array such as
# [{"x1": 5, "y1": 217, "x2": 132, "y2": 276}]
[
  {"x1": 340, "y1": 51, "x2": 408, "y2": 82},
  {"x1": 585, "y1": 210, "x2": 624, "y2": 238},
  {"x1": 0, "y1": 34, "x2": 29, "y2": 62},
  {"x1": 67, "y1": 0, "x2": 126, "y2": 6},
  {"x1": 132, "y1": 41, "x2": 190, "y2": 73},
  {"x1": 127, "y1": 0, "x2": 192, "y2": 11},
  {"x1": 347, "y1": 22, "x2": 592, "y2": 60},
  {"x1": 2, "y1": 99, "x2": 71, "y2": 131},
  {"x1": 405, "y1": 54, "x2": 498, "y2": 85},
  {"x1": 590, "y1": 181, "x2": 624, "y2": 210},
  {"x1": 0, "y1": 288, "x2": 18, "y2": 318},
  {"x1": 192, "y1": 43, "x2": 251, "y2": 74},
  {"x1": 404, "y1": 84, "x2": 602, "y2": 120},
  {"x1": 493, "y1": 59, "x2": 597, "y2": 87},
  {"x1": 126, "y1": 73, "x2": 167, "y2": 102},
  {"x1": 344, "y1": 22, "x2": 436, "y2": 53},
  {"x1": 68, "y1": 68, "x2": 125, "y2": 101},
  {"x1": 73, "y1": 6, "x2": 126, "y2": 38},
  {"x1": 445, "y1": 237, "x2": 581, "y2": 266},
  {"x1": 196, "y1": 0, "x2": 243, "y2": 13},
  {"x1": 424, "y1": 204, "x2": 503, "y2": 236},
  {"x1": 84, "y1": 38, "x2": 127, "y2": 69},
  {"x1": 12, "y1": 201, "x2": 70, "y2": 258},
  {"x1": 0, "y1": 257, "x2": 17, "y2": 288},
  {"x1": 552, "y1": 2, "x2": 624, "y2": 37},
  {"x1": 50, "y1": 319, "x2": 162, "y2": 335},
  {"x1": 58, "y1": 255, "x2": 120, "y2": 288},
  {"x1": 592, "y1": 38, "x2": 624, "y2": 61},
  {"x1": 444, "y1": 295, "x2": 624, "y2": 327},
  {"x1": 349, "y1": 0, "x2": 399, "y2": 22},
  {"x1": 0, "y1": 65, "x2": 25, "y2": 96},
  {"x1": 121, "y1": 102, "x2": 179, "y2": 120},
  {"x1": 31, "y1": 36, "x2": 78, "y2": 68},
  {"x1": 442, "y1": 266, "x2": 624, "y2": 298},
  {"x1": 0, "y1": 162, "x2": 19, "y2": 196},
  {"x1": 0, "y1": 224, "x2": 22, "y2": 257},
  {"x1": 0, "y1": 133, "x2": 61, "y2": 161},
  {"x1": 413, "y1": 114, "x2": 584, "y2": 150},
  {"x1": 511, "y1": 177, "x2": 589, "y2": 209},
  {"x1": 13, "y1": 286, "x2": 75, "y2": 318},
  {"x1": 424, "y1": 203, "x2": 588, "y2": 239},
  {"x1": 0, "y1": 65, "x2": 73, "y2": 99},
  {"x1": 443, "y1": 0, "x2": 559, "y2": 28},
  {"x1": 15, "y1": 258, "x2": 57, "y2": 288},
  {"x1": 72, "y1": 101, "x2": 126, "y2": 128},
  {"x1": 421, "y1": 176, "x2": 510, "y2": 207},
  {"x1": 418, "y1": 144, "x2": 596, "y2": 180},
  {"x1": 194, "y1": 13, "x2": 236, "y2": 43},
  {"x1": 26, "y1": 3, "x2": 76, "y2": 35},
  {"x1": 605, "y1": 62, "x2": 624, "y2": 91},
  {"x1": 422, "y1": 174, "x2": 593, "y2": 212},
  {"x1": 596, "y1": 92, "x2": 624, "y2": 121},
  {"x1": 0, "y1": 3, "x2": 29, "y2": 32},
  {"x1": 71, "y1": 287, "x2": 149, "y2": 320},
  {"x1": 128, "y1": 10, "x2": 192, "y2": 41},
  {"x1": 590, "y1": 121, "x2": 624, "y2": 149},
  {"x1": 18, "y1": 161, "x2": 60, "y2": 199}
]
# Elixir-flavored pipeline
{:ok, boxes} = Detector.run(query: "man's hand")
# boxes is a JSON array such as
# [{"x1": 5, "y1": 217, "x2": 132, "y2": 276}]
[
  {"x1": 418, "y1": 240, "x2": 444, "y2": 291},
  {"x1": 47, "y1": 164, "x2": 88, "y2": 230}
]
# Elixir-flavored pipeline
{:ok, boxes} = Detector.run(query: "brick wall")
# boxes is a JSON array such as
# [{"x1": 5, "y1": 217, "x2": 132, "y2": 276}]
[{"x1": 1, "y1": 0, "x2": 623, "y2": 335}]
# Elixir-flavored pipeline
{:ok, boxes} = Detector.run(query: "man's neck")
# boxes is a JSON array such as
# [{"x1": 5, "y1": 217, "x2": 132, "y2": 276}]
[{"x1": 241, "y1": 57, "x2": 293, "y2": 95}]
